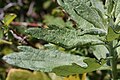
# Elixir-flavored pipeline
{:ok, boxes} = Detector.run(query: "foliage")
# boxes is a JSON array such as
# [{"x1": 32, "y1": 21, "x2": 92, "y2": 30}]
[
  {"x1": 1, "y1": 0, "x2": 120, "y2": 80},
  {"x1": 3, "y1": 46, "x2": 105, "y2": 76},
  {"x1": 26, "y1": 26, "x2": 103, "y2": 49}
]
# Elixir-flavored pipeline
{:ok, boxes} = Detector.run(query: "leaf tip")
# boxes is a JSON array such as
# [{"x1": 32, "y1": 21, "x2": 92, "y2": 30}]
[{"x1": 2, "y1": 55, "x2": 8, "y2": 62}]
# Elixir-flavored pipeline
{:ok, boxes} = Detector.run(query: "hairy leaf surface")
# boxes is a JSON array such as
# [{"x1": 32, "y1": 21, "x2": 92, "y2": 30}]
[
  {"x1": 3, "y1": 46, "x2": 87, "y2": 72},
  {"x1": 115, "y1": 0, "x2": 120, "y2": 18},
  {"x1": 90, "y1": 0, "x2": 105, "y2": 13},
  {"x1": 57, "y1": 0, "x2": 106, "y2": 30},
  {"x1": 3, "y1": 46, "x2": 105, "y2": 76},
  {"x1": 105, "y1": 0, "x2": 114, "y2": 15},
  {"x1": 80, "y1": 28, "x2": 107, "y2": 36},
  {"x1": 92, "y1": 45, "x2": 108, "y2": 60},
  {"x1": 57, "y1": 0, "x2": 94, "y2": 30},
  {"x1": 74, "y1": 3, "x2": 105, "y2": 29},
  {"x1": 26, "y1": 28, "x2": 103, "y2": 49}
]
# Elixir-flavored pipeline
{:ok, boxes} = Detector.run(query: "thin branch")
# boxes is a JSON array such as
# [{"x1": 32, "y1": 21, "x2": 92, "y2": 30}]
[
  {"x1": 9, "y1": 30, "x2": 26, "y2": 44},
  {"x1": 17, "y1": 0, "x2": 23, "y2": 6},
  {"x1": 3, "y1": 2, "x2": 17, "y2": 11},
  {"x1": 10, "y1": 29, "x2": 37, "y2": 48},
  {"x1": 11, "y1": 22, "x2": 43, "y2": 27},
  {"x1": 27, "y1": 1, "x2": 35, "y2": 16},
  {"x1": 0, "y1": 9, "x2": 4, "y2": 20}
]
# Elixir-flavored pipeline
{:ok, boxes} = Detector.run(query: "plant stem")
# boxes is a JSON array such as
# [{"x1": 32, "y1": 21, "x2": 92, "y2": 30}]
[{"x1": 108, "y1": 41, "x2": 118, "y2": 80}]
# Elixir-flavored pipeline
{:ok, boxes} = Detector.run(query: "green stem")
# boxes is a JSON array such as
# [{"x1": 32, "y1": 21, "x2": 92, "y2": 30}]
[{"x1": 108, "y1": 41, "x2": 118, "y2": 80}]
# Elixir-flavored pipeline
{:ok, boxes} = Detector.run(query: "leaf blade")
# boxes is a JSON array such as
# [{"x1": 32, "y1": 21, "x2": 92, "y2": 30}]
[
  {"x1": 2, "y1": 13, "x2": 16, "y2": 26},
  {"x1": 92, "y1": 45, "x2": 108, "y2": 60},
  {"x1": 52, "y1": 58, "x2": 106, "y2": 76},
  {"x1": 26, "y1": 27, "x2": 103, "y2": 49},
  {"x1": 3, "y1": 46, "x2": 87, "y2": 72},
  {"x1": 74, "y1": 3, "x2": 105, "y2": 29},
  {"x1": 57, "y1": 0, "x2": 106, "y2": 30},
  {"x1": 3, "y1": 46, "x2": 105, "y2": 76}
]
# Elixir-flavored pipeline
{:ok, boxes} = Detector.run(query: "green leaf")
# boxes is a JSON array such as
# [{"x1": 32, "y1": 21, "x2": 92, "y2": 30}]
[
  {"x1": 90, "y1": 0, "x2": 105, "y2": 14},
  {"x1": 3, "y1": 46, "x2": 87, "y2": 73},
  {"x1": 74, "y1": 3, "x2": 105, "y2": 30},
  {"x1": 80, "y1": 28, "x2": 107, "y2": 36},
  {"x1": 52, "y1": 58, "x2": 106, "y2": 76},
  {"x1": 3, "y1": 46, "x2": 105, "y2": 76},
  {"x1": 2, "y1": 13, "x2": 16, "y2": 26},
  {"x1": 92, "y1": 45, "x2": 108, "y2": 60},
  {"x1": 26, "y1": 27, "x2": 103, "y2": 49},
  {"x1": 57, "y1": 0, "x2": 106, "y2": 30},
  {"x1": 57, "y1": 0, "x2": 94, "y2": 30},
  {"x1": 115, "y1": 13, "x2": 120, "y2": 25},
  {"x1": 105, "y1": 0, "x2": 114, "y2": 15},
  {"x1": 115, "y1": 0, "x2": 120, "y2": 18},
  {"x1": 106, "y1": 26, "x2": 120, "y2": 41}
]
